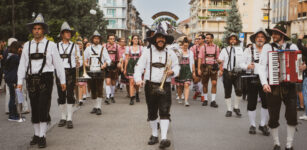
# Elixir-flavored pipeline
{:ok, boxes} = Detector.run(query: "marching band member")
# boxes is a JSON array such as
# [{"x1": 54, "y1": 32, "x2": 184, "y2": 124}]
[{"x1": 17, "y1": 14, "x2": 66, "y2": 148}]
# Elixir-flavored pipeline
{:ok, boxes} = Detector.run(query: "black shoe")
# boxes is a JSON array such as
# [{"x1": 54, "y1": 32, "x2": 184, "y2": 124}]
[
  {"x1": 130, "y1": 97, "x2": 135, "y2": 105},
  {"x1": 105, "y1": 98, "x2": 110, "y2": 105},
  {"x1": 233, "y1": 108, "x2": 242, "y2": 117},
  {"x1": 96, "y1": 108, "x2": 102, "y2": 115},
  {"x1": 58, "y1": 119, "x2": 66, "y2": 127},
  {"x1": 225, "y1": 111, "x2": 232, "y2": 117},
  {"x1": 159, "y1": 139, "x2": 171, "y2": 149},
  {"x1": 147, "y1": 135, "x2": 159, "y2": 145},
  {"x1": 111, "y1": 97, "x2": 115, "y2": 103},
  {"x1": 79, "y1": 101, "x2": 83, "y2": 106},
  {"x1": 202, "y1": 101, "x2": 208, "y2": 106},
  {"x1": 66, "y1": 121, "x2": 73, "y2": 129},
  {"x1": 90, "y1": 108, "x2": 97, "y2": 114},
  {"x1": 172, "y1": 86, "x2": 175, "y2": 91},
  {"x1": 249, "y1": 126, "x2": 256, "y2": 134},
  {"x1": 285, "y1": 147, "x2": 293, "y2": 150},
  {"x1": 259, "y1": 125, "x2": 270, "y2": 136},
  {"x1": 82, "y1": 97, "x2": 86, "y2": 101},
  {"x1": 30, "y1": 135, "x2": 39, "y2": 145},
  {"x1": 273, "y1": 145, "x2": 281, "y2": 150},
  {"x1": 157, "y1": 122, "x2": 160, "y2": 130},
  {"x1": 38, "y1": 137, "x2": 46, "y2": 148},
  {"x1": 136, "y1": 94, "x2": 140, "y2": 102},
  {"x1": 210, "y1": 101, "x2": 218, "y2": 108}
]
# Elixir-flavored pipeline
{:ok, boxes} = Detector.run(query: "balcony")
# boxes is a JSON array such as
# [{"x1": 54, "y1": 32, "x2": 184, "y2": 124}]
[
  {"x1": 103, "y1": 3, "x2": 127, "y2": 8},
  {"x1": 299, "y1": 0, "x2": 307, "y2": 3},
  {"x1": 107, "y1": 24, "x2": 127, "y2": 30},
  {"x1": 198, "y1": 16, "x2": 227, "y2": 21},
  {"x1": 105, "y1": 14, "x2": 126, "y2": 19},
  {"x1": 202, "y1": 4, "x2": 231, "y2": 10}
]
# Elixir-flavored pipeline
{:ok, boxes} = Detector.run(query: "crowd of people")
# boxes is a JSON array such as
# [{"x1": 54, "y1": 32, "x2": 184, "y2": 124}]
[{"x1": 0, "y1": 13, "x2": 307, "y2": 150}]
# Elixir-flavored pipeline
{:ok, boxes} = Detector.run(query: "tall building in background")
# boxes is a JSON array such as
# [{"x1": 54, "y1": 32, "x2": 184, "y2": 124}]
[{"x1": 289, "y1": 0, "x2": 307, "y2": 38}]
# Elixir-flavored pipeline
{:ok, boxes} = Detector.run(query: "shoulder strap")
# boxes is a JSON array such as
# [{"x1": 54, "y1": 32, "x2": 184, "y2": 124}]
[
  {"x1": 91, "y1": 46, "x2": 98, "y2": 55},
  {"x1": 99, "y1": 46, "x2": 104, "y2": 65},
  {"x1": 57, "y1": 43, "x2": 59, "y2": 52},
  {"x1": 38, "y1": 40, "x2": 49, "y2": 74},
  {"x1": 150, "y1": 47, "x2": 152, "y2": 81},
  {"x1": 286, "y1": 43, "x2": 291, "y2": 50},
  {"x1": 26, "y1": 41, "x2": 32, "y2": 75},
  {"x1": 251, "y1": 46, "x2": 254, "y2": 62},
  {"x1": 68, "y1": 43, "x2": 74, "y2": 68}
]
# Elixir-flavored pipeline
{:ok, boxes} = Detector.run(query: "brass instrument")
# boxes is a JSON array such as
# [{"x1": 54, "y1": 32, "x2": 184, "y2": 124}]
[
  {"x1": 78, "y1": 44, "x2": 91, "y2": 80},
  {"x1": 158, "y1": 54, "x2": 172, "y2": 94}
]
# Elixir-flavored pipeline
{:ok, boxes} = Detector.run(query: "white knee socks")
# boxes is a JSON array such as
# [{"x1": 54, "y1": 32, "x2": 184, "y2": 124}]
[
  {"x1": 67, "y1": 104, "x2": 73, "y2": 121},
  {"x1": 204, "y1": 93, "x2": 208, "y2": 101},
  {"x1": 211, "y1": 94, "x2": 216, "y2": 102},
  {"x1": 59, "y1": 104, "x2": 66, "y2": 120},
  {"x1": 225, "y1": 98, "x2": 232, "y2": 111},
  {"x1": 260, "y1": 108, "x2": 269, "y2": 126},
  {"x1": 248, "y1": 110, "x2": 256, "y2": 127},
  {"x1": 271, "y1": 127, "x2": 280, "y2": 146},
  {"x1": 149, "y1": 120, "x2": 158, "y2": 137},
  {"x1": 160, "y1": 120, "x2": 170, "y2": 140},
  {"x1": 111, "y1": 86, "x2": 115, "y2": 97},
  {"x1": 286, "y1": 125, "x2": 296, "y2": 148},
  {"x1": 234, "y1": 96, "x2": 241, "y2": 109},
  {"x1": 96, "y1": 98, "x2": 102, "y2": 109},
  {"x1": 39, "y1": 122, "x2": 48, "y2": 137},
  {"x1": 106, "y1": 86, "x2": 111, "y2": 98},
  {"x1": 33, "y1": 123, "x2": 40, "y2": 136}
]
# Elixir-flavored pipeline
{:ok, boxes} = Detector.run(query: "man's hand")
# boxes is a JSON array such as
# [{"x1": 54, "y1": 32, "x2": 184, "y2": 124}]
[
  {"x1": 219, "y1": 70, "x2": 223, "y2": 77},
  {"x1": 247, "y1": 63, "x2": 255, "y2": 70},
  {"x1": 101, "y1": 63, "x2": 107, "y2": 69},
  {"x1": 17, "y1": 84, "x2": 22, "y2": 90},
  {"x1": 263, "y1": 84, "x2": 271, "y2": 93},
  {"x1": 198, "y1": 70, "x2": 202, "y2": 76},
  {"x1": 299, "y1": 34, "x2": 304, "y2": 40},
  {"x1": 299, "y1": 63, "x2": 306, "y2": 71},
  {"x1": 136, "y1": 81, "x2": 144, "y2": 87},
  {"x1": 61, "y1": 84, "x2": 66, "y2": 91},
  {"x1": 167, "y1": 70, "x2": 174, "y2": 77}
]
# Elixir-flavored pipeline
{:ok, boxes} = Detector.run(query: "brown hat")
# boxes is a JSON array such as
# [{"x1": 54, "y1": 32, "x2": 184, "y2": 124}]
[{"x1": 265, "y1": 22, "x2": 290, "y2": 41}]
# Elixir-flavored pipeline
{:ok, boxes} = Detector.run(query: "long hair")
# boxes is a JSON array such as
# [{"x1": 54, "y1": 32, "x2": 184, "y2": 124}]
[
  {"x1": 9, "y1": 41, "x2": 22, "y2": 54},
  {"x1": 130, "y1": 35, "x2": 140, "y2": 46}
]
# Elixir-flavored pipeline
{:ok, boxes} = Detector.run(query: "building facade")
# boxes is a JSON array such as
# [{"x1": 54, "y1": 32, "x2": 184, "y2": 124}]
[
  {"x1": 289, "y1": 0, "x2": 307, "y2": 38},
  {"x1": 178, "y1": 18, "x2": 191, "y2": 37}
]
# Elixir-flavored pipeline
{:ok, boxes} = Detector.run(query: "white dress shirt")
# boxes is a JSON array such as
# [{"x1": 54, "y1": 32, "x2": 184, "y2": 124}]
[
  {"x1": 17, "y1": 38, "x2": 66, "y2": 85},
  {"x1": 258, "y1": 43, "x2": 299, "y2": 86},
  {"x1": 57, "y1": 41, "x2": 81, "y2": 69},
  {"x1": 218, "y1": 46, "x2": 244, "y2": 71},
  {"x1": 240, "y1": 44, "x2": 261, "y2": 74},
  {"x1": 134, "y1": 45, "x2": 180, "y2": 83},
  {"x1": 84, "y1": 44, "x2": 111, "y2": 67}
]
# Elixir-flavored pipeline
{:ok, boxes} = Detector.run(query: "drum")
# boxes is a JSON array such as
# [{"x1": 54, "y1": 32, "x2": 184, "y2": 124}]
[
  {"x1": 88, "y1": 70, "x2": 105, "y2": 79},
  {"x1": 77, "y1": 77, "x2": 90, "y2": 82}
]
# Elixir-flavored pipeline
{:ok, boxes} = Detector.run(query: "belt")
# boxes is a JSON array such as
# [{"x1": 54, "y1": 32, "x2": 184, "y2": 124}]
[{"x1": 146, "y1": 80, "x2": 170, "y2": 85}]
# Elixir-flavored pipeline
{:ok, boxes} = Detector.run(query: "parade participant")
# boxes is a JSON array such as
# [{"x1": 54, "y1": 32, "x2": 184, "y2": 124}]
[
  {"x1": 198, "y1": 33, "x2": 219, "y2": 107},
  {"x1": 259, "y1": 23, "x2": 299, "y2": 150},
  {"x1": 56, "y1": 22, "x2": 80, "y2": 129},
  {"x1": 84, "y1": 30, "x2": 111, "y2": 115},
  {"x1": 298, "y1": 34, "x2": 307, "y2": 120},
  {"x1": 76, "y1": 40, "x2": 87, "y2": 105},
  {"x1": 104, "y1": 33, "x2": 121, "y2": 104},
  {"x1": 190, "y1": 35, "x2": 203, "y2": 100},
  {"x1": 17, "y1": 14, "x2": 66, "y2": 148},
  {"x1": 124, "y1": 35, "x2": 142, "y2": 105},
  {"x1": 240, "y1": 28, "x2": 270, "y2": 135},
  {"x1": 134, "y1": 25, "x2": 179, "y2": 148},
  {"x1": 175, "y1": 38, "x2": 195, "y2": 106},
  {"x1": 218, "y1": 33, "x2": 244, "y2": 117},
  {"x1": 117, "y1": 38, "x2": 129, "y2": 95}
]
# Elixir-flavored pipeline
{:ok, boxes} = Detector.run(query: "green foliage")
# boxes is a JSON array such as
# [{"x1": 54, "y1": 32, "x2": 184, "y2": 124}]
[
  {"x1": 0, "y1": 0, "x2": 107, "y2": 42},
  {"x1": 222, "y1": 0, "x2": 242, "y2": 47}
]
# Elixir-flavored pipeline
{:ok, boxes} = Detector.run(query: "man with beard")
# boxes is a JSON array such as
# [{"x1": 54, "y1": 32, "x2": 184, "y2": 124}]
[
  {"x1": 56, "y1": 21, "x2": 80, "y2": 129},
  {"x1": 84, "y1": 30, "x2": 111, "y2": 115},
  {"x1": 103, "y1": 34, "x2": 121, "y2": 104},
  {"x1": 218, "y1": 33, "x2": 244, "y2": 117},
  {"x1": 240, "y1": 28, "x2": 270, "y2": 136},
  {"x1": 17, "y1": 13, "x2": 66, "y2": 148},
  {"x1": 134, "y1": 25, "x2": 179, "y2": 149},
  {"x1": 259, "y1": 23, "x2": 299, "y2": 150}
]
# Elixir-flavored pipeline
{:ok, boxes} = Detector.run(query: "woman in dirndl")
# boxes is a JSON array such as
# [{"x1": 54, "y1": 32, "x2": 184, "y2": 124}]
[
  {"x1": 76, "y1": 40, "x2": 87, "y2": 105},
  {"x1": 175, "y1": 38, "x2": 195, "y2": 106},
  {"x1": 124, "y1": 35, "x2": 143, "y2": 105}
]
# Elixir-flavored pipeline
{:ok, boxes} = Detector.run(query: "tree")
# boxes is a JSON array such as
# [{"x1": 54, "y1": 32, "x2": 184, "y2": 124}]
[
  {"x1": 222, "y1": 0, "x2": 242, "y2": 47},
  {"x1": 0, "y1": 0, "x2": 107, "y2": 42}
]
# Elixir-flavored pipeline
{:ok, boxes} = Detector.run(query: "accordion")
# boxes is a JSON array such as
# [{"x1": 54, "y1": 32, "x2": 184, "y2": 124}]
[{"x1": 268, "y1": 50, "x2": 303, "y2": 85}]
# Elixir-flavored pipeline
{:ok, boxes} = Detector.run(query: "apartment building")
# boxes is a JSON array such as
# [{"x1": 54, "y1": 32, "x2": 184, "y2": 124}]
[{"x1": 290, "y1": 0, "x2": 307, "y2": 38}]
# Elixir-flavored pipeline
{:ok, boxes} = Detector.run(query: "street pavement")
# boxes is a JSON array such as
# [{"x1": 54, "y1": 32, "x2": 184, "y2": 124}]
[{"x1": 0, "y1": 79, "x2": 307, "y2": 150}]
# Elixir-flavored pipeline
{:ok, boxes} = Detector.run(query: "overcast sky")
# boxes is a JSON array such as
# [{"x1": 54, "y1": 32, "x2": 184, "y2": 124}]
[{"x1": 133, "y1": 0, "x2": 190, "y2": 26}]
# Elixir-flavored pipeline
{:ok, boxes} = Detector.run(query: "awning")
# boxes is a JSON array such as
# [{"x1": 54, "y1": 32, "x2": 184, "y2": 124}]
[{"x1": 208, "y1": 9, "x2": 225, "y2": 12}]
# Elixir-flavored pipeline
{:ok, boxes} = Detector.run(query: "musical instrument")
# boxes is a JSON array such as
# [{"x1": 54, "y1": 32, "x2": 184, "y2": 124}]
[
  {"x1": 77, "y1": 44, "x2": 91, "y2": 82},
  {"x1": 158, "y1": 54, "x2": 172, "y2": 94},
  {"x1": 268, "y1": 50, "x2": 303, "y2": 85}
]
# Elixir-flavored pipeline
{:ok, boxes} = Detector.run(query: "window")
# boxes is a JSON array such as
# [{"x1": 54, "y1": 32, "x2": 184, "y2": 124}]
[
  {"x1": 107, "y1": 9, "x2": 116, "y2": 17},
  {"x1": 107, "y1": 0, "x2": 116, "y2": 6},
  {"x1": 108, "y1": 19, "x2": 117, "y2": 28}
]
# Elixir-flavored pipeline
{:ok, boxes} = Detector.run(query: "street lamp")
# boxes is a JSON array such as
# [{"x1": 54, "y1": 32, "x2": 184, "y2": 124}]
[{"x1": 216, "y1": 17, "x2": 222, "y2": 39}]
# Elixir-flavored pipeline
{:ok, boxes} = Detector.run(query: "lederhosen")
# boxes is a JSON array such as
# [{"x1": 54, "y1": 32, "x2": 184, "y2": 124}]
[
  {"x1": 246, "y1": 46, "x2": 267, "y2": 111},
  {"x1": 26, "y1": 40, "x2": 54, "y2": 123},
  {"x1": 222, "y1": 47, "x2": 243, "y2": 98},
  {"x1": 88, "y1": 46, "x2": 105, "y2": 99},
  {"x1": 194, "y1": 45, "x2": 200, "y2": 78},
  {"x1": 145, "y1": 48, "x2": 171, "y2": 121},
  {"x1": 266, "y1": 43, "x2": 297, "y2": 128},
  {"x1": 56, "y1": 43, "x2": 76, "y2": 105},
  {"x1": 105, "y1": 44, "x2": 119, "y2": 80},
  {"x1": 126, "y1": 46, "x2": 142, "y2": 78},
  {"x1": 201, "y1": 45, "x2": 219, "y2": 84}
]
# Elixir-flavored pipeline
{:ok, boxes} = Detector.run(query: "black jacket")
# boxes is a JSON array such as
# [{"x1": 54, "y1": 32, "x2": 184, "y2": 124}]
[
  {"x1": 4, "y1": 53, "x2": 20, "y2": 84},
  {"x1": 297, "y1": 39, "x2": 307, "y2": 77}
]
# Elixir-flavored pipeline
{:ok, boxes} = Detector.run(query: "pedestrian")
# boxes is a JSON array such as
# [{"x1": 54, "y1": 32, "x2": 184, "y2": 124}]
[
  {"x1": 259, "y1": 22, "x2": 300, "y2": 150},
  {"x1": 198, "y1": 33, "x2": 220, "y2": 107},
  {"x1": 56, "y1": 21, "x2": 80, "y2": 129},
  {"x1": 17, "y1": 13, "x2": 66, "y2": 148},
  {"x1": 190, "y1": 35, "x2": 203, "y2": 100},
  {"x1": 134, "y1": 24, "x2": 179, "y2": 148},
  {"x1": 175, "y1": 38, "x2": 195, "y2": 106},
  {"x1": 117, "y1": 38, "x2": 129, "y2": 94},
  {"x1": 84, "y1": 30, "x2": 111, "y2": 115},
  {"x1": 76, "y1": 40, "x2": 88, "y2": 105},
  {"x1": 297, "y1": 34, "x2": 307, "y2": 120},
  {"x1": 218, "y1": 33, "x2": 244, "y2": 117},
  {"x1": 240, "y1": 28, "x2": 270, "y2": 136},
  {"x1": 124, "y1": 35, "x2": 143, "y2": 105}
]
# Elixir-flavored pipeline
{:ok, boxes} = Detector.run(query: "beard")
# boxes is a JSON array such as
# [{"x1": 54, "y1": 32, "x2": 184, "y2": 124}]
[
  {"x1": 255, "y1": 41, "x2": 264, "y2": 47},
  {"x1": 154, "y1": 41, "x2": 166, "y2": 51}
]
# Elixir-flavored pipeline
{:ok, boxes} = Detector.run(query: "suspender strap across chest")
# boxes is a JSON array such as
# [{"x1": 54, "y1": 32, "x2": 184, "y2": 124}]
[
  {"x1": 57, "y1": 43, "x2": 75, "y2": 68},
  {"x1": 90, "y1": 46, "x2": 104, "y2": 65},
  {"x1": 149, "y1": 47, "x2": 168, "y2": 81},
  {"x1": 107, "y1": 44, "x2": 118, "y2": 62},
  {"x1": 204, "y1": 45, "x2": 217, "y2": 65},
  {"x1": 226, "y1": 47, "x2": 235, "y2": 71},
  {"x1": 27, "y1": 40, "x2": 50, "y2": 75}
]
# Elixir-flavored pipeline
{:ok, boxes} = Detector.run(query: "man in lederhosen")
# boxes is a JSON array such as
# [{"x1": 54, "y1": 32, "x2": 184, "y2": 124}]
[
  {"x1": 198, "y1": 33, "x2": 220, "y2": 107},
  {"x1": 17, "y1": 13, "x2": 66, "y2": 148},
  {"x1": 134, "y1": 25, "x2": 179, "y2": 149},
  {"x1": 259, "y1": 23, "x2": 299, "y2": 150},
  {"x1": 103, "y1": 33, "x2": 121, "y2": 104},
  {"x1": 56, "y1": 21, "x2": 80, "y2": 129},
  {"x1": 190, "y1": 35, "x2": 203, "y2": 100},
  {"x1": 84, "y1": 30, "x2": 111, "y2": 115},
  {"x1": 240, "y1": 28, "x2": 270, "y2": 136},
  {"x1": 218, "y1": 33, "x2": 244, "y2": 117}
]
